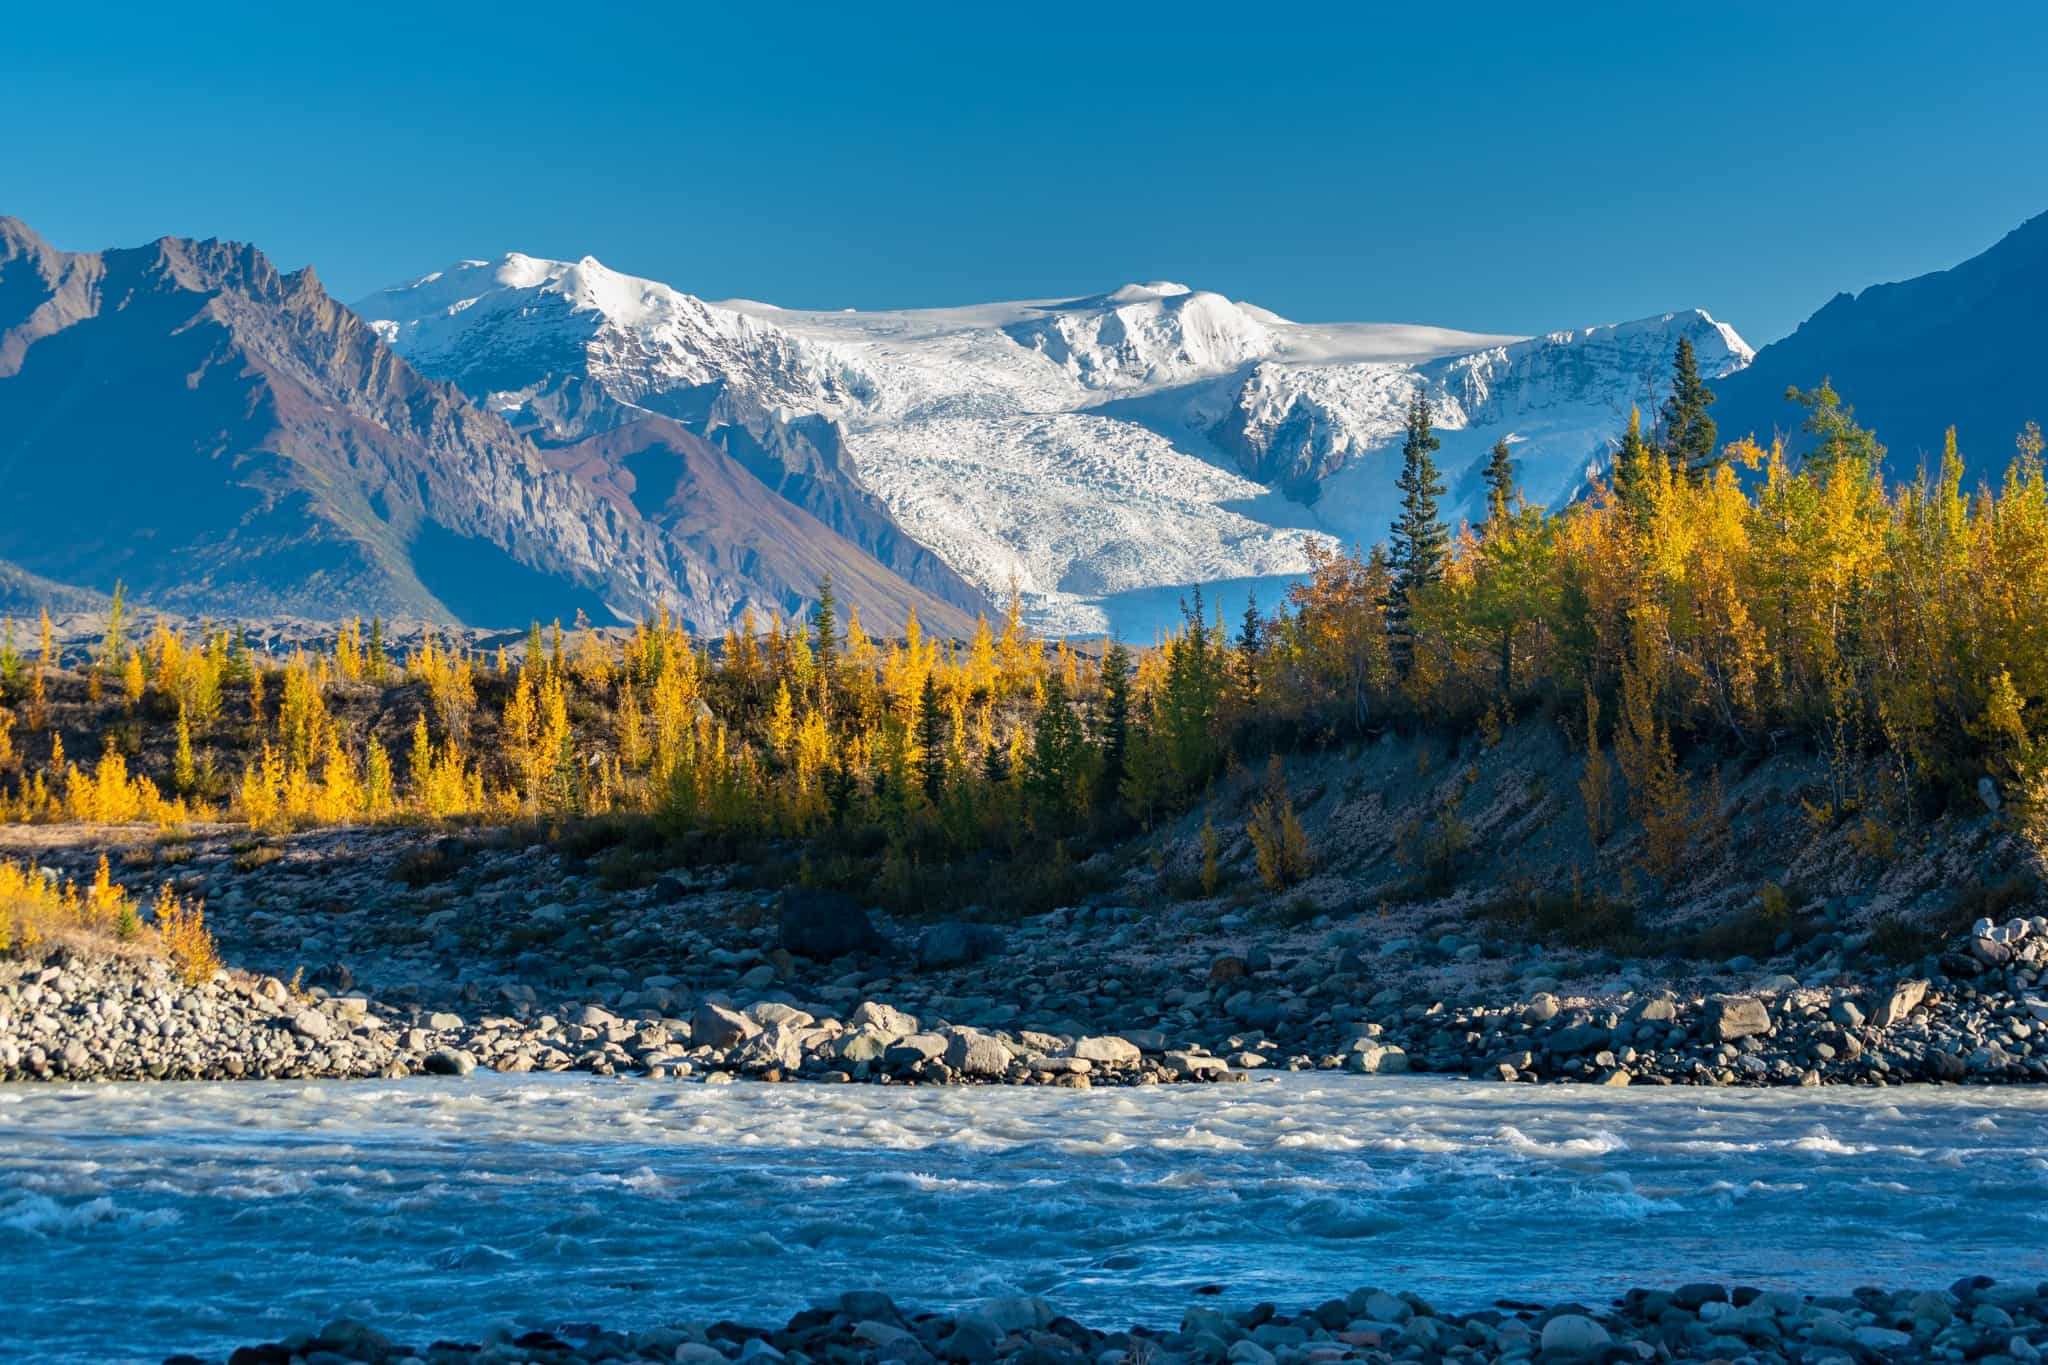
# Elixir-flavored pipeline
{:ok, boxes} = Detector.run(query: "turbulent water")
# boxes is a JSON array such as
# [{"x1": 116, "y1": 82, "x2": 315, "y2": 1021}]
[{"x1": 5, "y1": 1075, "x2": 2047, "y2": 1364}]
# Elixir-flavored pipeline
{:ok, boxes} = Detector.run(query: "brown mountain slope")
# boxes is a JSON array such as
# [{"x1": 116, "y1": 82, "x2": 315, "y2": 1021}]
[{"x1": 0, "y1": 217, "x2": 975, "y2": 635}]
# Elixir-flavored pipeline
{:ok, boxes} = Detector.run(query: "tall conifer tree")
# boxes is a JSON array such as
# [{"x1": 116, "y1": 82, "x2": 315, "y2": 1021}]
[
  {"x1": 1387, "y1": 391, "x2": 1448, "y2": 670},
  {"x1": 1482, "y1": 438, "x2": 1518, "y2": 522},
  {"x1": 1658, "y1": 335, "x2": 1720, "y2": 481}
]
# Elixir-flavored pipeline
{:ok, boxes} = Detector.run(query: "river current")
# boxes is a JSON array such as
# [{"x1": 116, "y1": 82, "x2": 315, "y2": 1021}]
[{"x1": 5, "y1": 1073, "x2": 2045, "y2": 1363}]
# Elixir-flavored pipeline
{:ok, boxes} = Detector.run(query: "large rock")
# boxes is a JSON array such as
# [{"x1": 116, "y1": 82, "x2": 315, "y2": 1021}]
[
  {"x1": 1704, "y1": 995, "x2": 1772, "y2": 1042},
  {"x1": 943, "y1": 1030, "x2": 1014, "y2": 1076},
  {"x1": 917, "y1": 922, "x2": 1006, "y2": 970},
  {"x1": 1347, "y1": 1043, "x2": 1409, "y2": 1074},
  {"x1": 835, "y1": 1028, "x2": 896, "y2": 1064},
  {"x1": 849, "y1": 1001, "x2": 919, "y2": 1038},
  {"x1": 421, "y1": 1048, "x2": 476, "y2": 1076},
  {"x1": 1070, "y1": 1035, "x2": 1142, "y2": 1066},
  {"x1": 1546, "y1": 1022, "x2": 1612, "y2": 1055},
  {"x1": 693, "y1": 1001, "x2": 760, "y2": 1050},
  {"x1": 1871, "y1": 979, "x2": 1928, "y2": 1030},
  {"x1": 777, "y1": 889, "x2": 888, "y2": 960},
  {"x1": 733, "y1": 1024, "x2": 805, "y2": 1072},
  {"x1": 1540, "y1": 1315, "x2": 1611, "y2": 1355}
]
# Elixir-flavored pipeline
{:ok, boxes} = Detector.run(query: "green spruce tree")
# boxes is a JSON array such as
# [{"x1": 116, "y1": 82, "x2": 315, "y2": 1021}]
[
  {"x1": 1788, "y1": 379, "x2": 1886, "y2": 477},
  {"x1": 1386, "y1": 391, "x2": 1448, "y2": 672},
  {"x1": 1482, "y1": 437, "x2": 1518, "y2": 522},
  {"x1": 1612, "y1": 406, "x2": 1656, "y2": 520},
  {"x1": 1027, "y1": 669, "x2": 1085, "y2": 819},
  {"x1": 1658, "y1": 335, "x2": 1720, "y2": 482},
  {"x1": 1096, "y1": 641, "x2": 1133, "y2": 810},
  {"x1": 917, "y1": 672, "x2": 946, "y2": 804},
  {"x1": 811, "y1": 576, "x2": 838, "y2": 711},
  {"x1": 1234, "y1": 588, "x2": 1263, "y2": 704}
]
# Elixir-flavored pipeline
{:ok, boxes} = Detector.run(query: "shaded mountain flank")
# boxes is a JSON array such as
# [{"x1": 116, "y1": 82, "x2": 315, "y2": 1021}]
[{"x1": 0, "y1": 218, "x2": 977, "y2": 635}]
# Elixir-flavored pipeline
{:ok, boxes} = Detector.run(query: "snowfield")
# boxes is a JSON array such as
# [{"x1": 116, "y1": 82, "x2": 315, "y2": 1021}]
[{"x1": 360, "y1": 261, "x2": 1750, "y2": 636}]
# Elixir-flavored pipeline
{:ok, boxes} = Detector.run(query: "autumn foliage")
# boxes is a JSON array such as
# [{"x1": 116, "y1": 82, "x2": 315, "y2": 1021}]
[{"x1": 0, "y1": 390, "x2": 2040, "y2": 902}]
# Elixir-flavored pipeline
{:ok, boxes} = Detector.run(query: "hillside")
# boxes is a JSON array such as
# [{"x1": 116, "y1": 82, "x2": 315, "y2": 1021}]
[
  {"x1": 1714, "y1": 210, "x2": 2048, "y2": 478},
  {"x1": 0, "y1": 218, "x2": 975, "y2": 635}
]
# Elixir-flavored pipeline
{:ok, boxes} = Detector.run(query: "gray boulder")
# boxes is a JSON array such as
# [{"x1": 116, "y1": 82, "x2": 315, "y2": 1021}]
[
  {"x1": 693, "y1": 1001, "x2": 759, "y2": 1050},
  {"x1": 1872, "y1": 979, "x2": 1929, "y2": 1030},
  {"x1": 943, "y1": 1030, "x2": 1013, "y2": 1076},
  {"x1": 1704, "y1": 995, "x2": 1772, "y2": 1042}
]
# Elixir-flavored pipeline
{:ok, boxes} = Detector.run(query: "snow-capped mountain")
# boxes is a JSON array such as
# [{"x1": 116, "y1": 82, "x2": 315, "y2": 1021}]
[
  {"x1": 360, "y1": 260, "x2": 1752, "y2": 636},
  {"x1": 355, "y1": 254, "x2": 983, "y2": 618},
  {"x1": 358, "y1": 254, "x2": 880, "y2": 438},
  {"x1": 0, "y1": 218, "x2": 979, "y2": 635}
]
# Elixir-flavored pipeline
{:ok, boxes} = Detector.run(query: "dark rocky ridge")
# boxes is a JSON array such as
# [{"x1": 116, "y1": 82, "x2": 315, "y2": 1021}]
[
  {"x1": 0, "y1": 217, "x2": 975, "y2": 635},
  {"x1": 1714, "y1": 209, "x2": 2048, "y2": 479}
]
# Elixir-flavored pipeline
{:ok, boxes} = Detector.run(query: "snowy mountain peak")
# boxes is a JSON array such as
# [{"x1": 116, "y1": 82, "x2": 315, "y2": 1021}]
[
  {"x1": 1001, "y1": 285, "x2": 1281, "y2": 389},
  {"x1": 1103, "y1": 281, "x2": 1192, "y2": 303},
  {"x1": 365, "y1": 253, "x2": 1751, "y2": 636},
  {"x1": 355, "y1": 253, "x2": 880, "y2": 430}
]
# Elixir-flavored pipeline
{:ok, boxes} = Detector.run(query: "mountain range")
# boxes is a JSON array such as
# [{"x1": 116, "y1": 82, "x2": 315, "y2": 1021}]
[
  {"x1": 359, "y1": 260, "x2": 1748, "y2": 634},
  {"x1": 1, "y1": 210, "x2": 2039, "y2": 634},
  {"x1": 0, "y1": 218, "x2": 978, "y2": 635},
  {"x1": 1713, "y1": 208, "x2": 2048, "y2": 476}
]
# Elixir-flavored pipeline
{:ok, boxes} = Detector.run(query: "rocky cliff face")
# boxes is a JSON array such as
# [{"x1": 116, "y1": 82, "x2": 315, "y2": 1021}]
[
  {"x1": 1711, "y1": 210, "x2": 2048, "y2": 478},
  {"x1": 0, "y1": 219, "x2": 974, "y2": 634}
]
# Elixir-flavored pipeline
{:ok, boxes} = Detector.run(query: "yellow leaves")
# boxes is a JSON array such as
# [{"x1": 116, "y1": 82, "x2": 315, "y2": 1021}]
[
  {"x1": 502, "y1": 665, "x2": 572, "y2": 811},
  {"x1": 121, "y1": 648, "x2": 146, "y2": 708},
  {"x1": 153, "y1": 882, "x2": 220, "y2": 985},
  {"x1": 407, "y1": 631, "x2": 477, "y2": 742},
  {"x1": 0, "y1": 856, "x2": 216, "y2": 979},
  {"x1": 145, "y1": 622, "x2": 228, "y2": 726},
  {"x1": 64, "y1": 747, "x2": 190, "y2": 827},
  {"x1": 1247, "y1": 767, "x2": 1311, "y2": 891}
]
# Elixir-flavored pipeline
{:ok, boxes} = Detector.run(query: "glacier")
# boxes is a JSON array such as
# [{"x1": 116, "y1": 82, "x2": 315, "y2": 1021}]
[{"x1": 358, "y1": 259, "x2": 1750, "y2": 637}]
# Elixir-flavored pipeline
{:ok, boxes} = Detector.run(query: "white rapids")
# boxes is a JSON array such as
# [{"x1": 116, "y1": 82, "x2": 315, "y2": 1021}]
[{"x1": 4, "y1": 1073, "x2": 2046, "y2": 1363}]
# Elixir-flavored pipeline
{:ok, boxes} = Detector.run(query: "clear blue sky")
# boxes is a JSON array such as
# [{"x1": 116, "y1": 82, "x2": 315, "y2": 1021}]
[{"x1": 5, "y1": 1, "x2": 2044, "y2": 344}]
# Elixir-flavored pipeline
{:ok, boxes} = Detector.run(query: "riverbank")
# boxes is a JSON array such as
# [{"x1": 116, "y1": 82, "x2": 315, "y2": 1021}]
[
  {"x1": 6, "y1": 900, "x2": 2046, "y2": 1085},
  {"x1": 181, "y1": 1278, "x2": 2048, "y2": 1365},
  {"x1": 4, "y1": 820, "x2": 2046, "y2": 1088}
]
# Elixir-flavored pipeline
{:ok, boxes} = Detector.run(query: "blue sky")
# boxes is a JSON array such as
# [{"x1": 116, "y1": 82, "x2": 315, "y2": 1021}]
[{"x1": 5, "y1": 1, "x2": 2044, "y2": 343}]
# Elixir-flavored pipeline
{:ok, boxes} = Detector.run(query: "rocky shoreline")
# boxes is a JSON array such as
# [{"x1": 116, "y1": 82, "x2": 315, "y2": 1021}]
[
  {"x1": 5, "y1": 820, "x2": 2047, "y2": 1089},
  {"x1": 6, "y1": 903, "x2": 2047, "y2": 1087},
  {"x1": 177, "y1": 1278, "x2": 2048, "y2": 1365}
]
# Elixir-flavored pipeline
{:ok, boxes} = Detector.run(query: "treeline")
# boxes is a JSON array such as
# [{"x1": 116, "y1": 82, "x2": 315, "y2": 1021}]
[{"x1": 1, "y1": 349, "x2": 2044, "y2": 907}]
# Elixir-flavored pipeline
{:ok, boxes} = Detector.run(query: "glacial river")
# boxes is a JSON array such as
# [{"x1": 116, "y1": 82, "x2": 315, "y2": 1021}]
[{"x1": 5, "y1": 1074, "x2": 2046, "y2": 1364}]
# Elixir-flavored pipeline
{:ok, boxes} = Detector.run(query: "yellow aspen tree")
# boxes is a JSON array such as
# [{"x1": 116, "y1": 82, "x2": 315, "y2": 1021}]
[
  {"x1": 122, "y1": 648, "x2": 146, "y2": 708},
  {"x1": 173, "y1": 702, "x2": 197, "y2": 794},
  {"x1": 407, "y1": 712, "x2": 433, "y2": 803},
  {"x1": 767, "y1": 681, "x2": 795, "y2": 761},
  {"x1": 616, "y1": 678, "x2": 648, "y2": 771}
]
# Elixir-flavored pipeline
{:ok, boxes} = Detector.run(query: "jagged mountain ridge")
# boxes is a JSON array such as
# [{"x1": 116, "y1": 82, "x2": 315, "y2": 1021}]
[
  {"x1": 355, "y1": 255, "x2": 985, "y2": 617},
  {"x1": 0, "y1": 218, "x2": 975, "y2": 635},
  {"x1": 1711, "y1": 209, "x2": 2048, "y2": 479},
  {"x1": 364, "y1": 262, "x2": 1751, "y2": 635}
]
